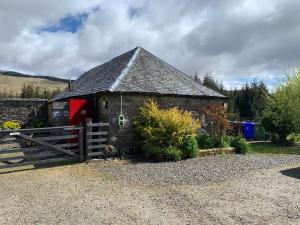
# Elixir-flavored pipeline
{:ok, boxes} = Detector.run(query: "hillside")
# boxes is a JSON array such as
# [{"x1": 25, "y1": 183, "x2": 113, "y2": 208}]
[{"x1": 0, "y1": 71, "x2": 69, "y2": 96}]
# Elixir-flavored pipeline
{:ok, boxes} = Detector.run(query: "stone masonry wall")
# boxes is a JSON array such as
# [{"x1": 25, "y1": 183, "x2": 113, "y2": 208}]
[
  {"x1": 0, "y1": 98, "x2": 48, "y2": 126},
  {"x1": 107, "y1": 93, "x2": 225, "y2": 151}
]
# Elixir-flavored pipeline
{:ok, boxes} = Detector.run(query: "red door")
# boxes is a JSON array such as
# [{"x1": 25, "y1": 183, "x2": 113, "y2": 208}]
[{"x1": 69, "y1": 99, "x2": 94, "y2": 126}]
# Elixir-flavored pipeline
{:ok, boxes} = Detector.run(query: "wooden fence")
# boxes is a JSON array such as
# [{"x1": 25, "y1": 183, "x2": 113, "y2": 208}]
[
  {"x1": 0, "y1": 119, "x2": 110, "y2": 169},
  {"x1": 85, "y1": 119, "x2": 109, "y2": 159},
  {"x1": 0, "y1": 126, "x2": 84, "y2": 169}
]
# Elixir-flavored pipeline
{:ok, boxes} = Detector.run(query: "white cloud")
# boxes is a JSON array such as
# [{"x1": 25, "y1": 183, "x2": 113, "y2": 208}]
[{"x1": 0, "y1": 0, "x2": 299, "y2": 88}]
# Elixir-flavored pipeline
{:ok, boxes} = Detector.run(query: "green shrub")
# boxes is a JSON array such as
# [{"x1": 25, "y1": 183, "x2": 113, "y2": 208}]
[
  {"x1": 0, "y1": 120, "x2": 21, "y2": 130},
  {"x1": 230, "y1": 136, "x2": 241, "y2": 147},
  {"x1": 221, "y1": 136, "x2": 232, "y2": 148},
  {"x1": 163, "y1": 146, "x2": 182, "y2": 161},
  {"x1": 197, "y1": 133, "x2": 214, "y2": 149},
  {"x1": 29, "y1": 119, "x2": 50, "y2": 128},
  {"x1": 197, "y1": 134, "x2": 251, "y2": 154},
  {"x1": 271, "y1": 133, "x2": 281, "y2": 144},
  {"x1": 142, "y1": 143, "x2": 163, "y2": 161},
  {"x1": 141, "y1": 144, "x2": 182, "y2": 161},
  {"x1": 134, "y1": 100, "x2": 200, "y2": 161},
  {"x1": 231, "y1": 137, "x2": 251, "y2": 154},
  {"x1": 134, "y1": 100, "x2": 200, "y2": 148},
  {"x1": 181, "y1": 135, "x2": 198, "y2": 158},
  {"x1": 197, "y1": 133, "x2": 227, "y2": 149},
  {"x1": 238, "y1": 138, "x2": 251, "y2": 154},
  {"x1": 287, "y1": 133, "x2": 300, "y2": 146}
]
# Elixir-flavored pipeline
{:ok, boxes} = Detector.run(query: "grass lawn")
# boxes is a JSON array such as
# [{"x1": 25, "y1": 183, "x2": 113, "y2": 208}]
[{"x1": 250, "y1": 142, "x2": 300, "y2": 154}]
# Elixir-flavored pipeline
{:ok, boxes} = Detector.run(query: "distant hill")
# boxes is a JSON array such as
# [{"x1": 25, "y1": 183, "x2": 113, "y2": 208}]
[{"x1": 0, "y1": 71, "x2": 69, "y2": 96}]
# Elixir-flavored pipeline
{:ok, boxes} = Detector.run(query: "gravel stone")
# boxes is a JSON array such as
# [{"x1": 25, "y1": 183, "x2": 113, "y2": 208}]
[
  {"x1": 0, "y1": 154, "x2": 299, "y2": 225},
  {"x1": 95, "y1": 154, "x2": 300, "y2": 185}
]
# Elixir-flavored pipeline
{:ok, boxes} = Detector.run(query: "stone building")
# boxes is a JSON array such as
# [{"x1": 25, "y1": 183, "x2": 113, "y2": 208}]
[{"x1": 53, "y1": 46, "x2": 226, "y2": 150}]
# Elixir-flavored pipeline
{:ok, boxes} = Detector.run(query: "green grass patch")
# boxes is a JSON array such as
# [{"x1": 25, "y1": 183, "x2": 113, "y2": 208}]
[{"x1": 250, "y1": 142, "x2": 300, "y2": 154}]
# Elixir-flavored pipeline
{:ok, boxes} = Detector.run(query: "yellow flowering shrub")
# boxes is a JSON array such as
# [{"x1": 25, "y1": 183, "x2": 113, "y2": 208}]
[
  {"x1": 1, "y1": 120, "x2": 21, "y2": 130},
  {"x1": 134, "y1": 100, "x2": 201, "y2": 147}
]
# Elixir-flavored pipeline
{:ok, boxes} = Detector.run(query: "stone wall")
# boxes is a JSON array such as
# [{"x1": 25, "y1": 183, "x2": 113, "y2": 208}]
[
  {"x1": 106, "y1": 93, "x2": 225, "y2": 151},
  {"x1": 0, "y1": 98, "x2": 48, "y2": 126}
]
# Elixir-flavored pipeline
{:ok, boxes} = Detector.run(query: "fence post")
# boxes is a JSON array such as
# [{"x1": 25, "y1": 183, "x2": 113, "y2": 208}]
[
  {"x1": 79, "y1": 128, "x2": 84, "y2": 162},
  {"x1": 85, "y1": 118, "x2": 92, "y2": 160}
]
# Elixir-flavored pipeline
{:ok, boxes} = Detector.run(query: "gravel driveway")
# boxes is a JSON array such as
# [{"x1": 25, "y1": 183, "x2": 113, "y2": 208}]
[{"x1": 0, "y1": 154, "x2": 299, "y2": 225}]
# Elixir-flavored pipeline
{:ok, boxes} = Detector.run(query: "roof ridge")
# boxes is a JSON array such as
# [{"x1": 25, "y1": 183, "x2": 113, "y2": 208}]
[{"x1": 109, "y1": 46, "x2": 141, "y2": 91}]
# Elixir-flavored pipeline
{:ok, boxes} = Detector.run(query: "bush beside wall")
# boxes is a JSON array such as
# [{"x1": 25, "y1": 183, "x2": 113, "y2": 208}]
[{"x1": 134, "y1": 100, "x2": 200, "y2": 161}]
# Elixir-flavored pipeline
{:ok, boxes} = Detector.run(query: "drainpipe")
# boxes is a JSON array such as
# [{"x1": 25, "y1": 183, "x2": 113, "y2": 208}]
[{"x1": 120, "y1": 94, "x2": 123, "y2": 115}]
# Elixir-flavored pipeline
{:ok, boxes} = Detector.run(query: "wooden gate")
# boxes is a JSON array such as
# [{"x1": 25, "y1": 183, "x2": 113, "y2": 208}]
[
  {"x1": 0, "y1": 126, "x2": 84, "y2": 169},
  {"x1": 85, "y1": 119, "x2": 109, "y2": 159}
]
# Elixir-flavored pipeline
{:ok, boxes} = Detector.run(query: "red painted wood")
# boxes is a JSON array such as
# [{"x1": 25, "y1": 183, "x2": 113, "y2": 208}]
[{"x1": 69, "y1": 99, "x2": 94, "y2": 126}]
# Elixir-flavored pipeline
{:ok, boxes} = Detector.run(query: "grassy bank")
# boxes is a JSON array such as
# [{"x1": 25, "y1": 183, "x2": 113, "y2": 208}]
[{"x1": 250, "y1": 142, "x2": 300, "y2": 154}]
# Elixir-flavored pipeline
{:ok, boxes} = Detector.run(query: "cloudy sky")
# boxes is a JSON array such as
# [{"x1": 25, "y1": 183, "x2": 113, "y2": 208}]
[{"x1": 0, "y1": 0, "x2": 299, "y2": 89}]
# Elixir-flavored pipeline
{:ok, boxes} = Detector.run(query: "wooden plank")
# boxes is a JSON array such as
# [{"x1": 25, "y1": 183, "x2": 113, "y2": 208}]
[
  {"x1": 17, "y1": 133, "x2": 77, "y2": 156},
  {"x1": 39, "y1": 135, "x2": 78, "y2": 141},
  {"x1": 79, "y1": 129, "x2": 84, "y2": 162},
  {"x1": 0, "y1": 125, "x2": 83, "y2": 135},
  {"x1": 85, "y1": 118, "x2": 93, "y2": 160},
  {"x1": 88, "y1": 123, "x2": 109, "y2": 127},
  {"x1": 0, "y1": 134, "x2": 10, "y2": 142},
  {"x1": 0, "y1": 152, "x2": 65, "y2": 162},
  {"x1": 87, "y1": 131, "x2": 108, "y2": 136},
  {"x1": 87, "y1": 138, "x2": 107, "y2": 143},
  {"x1": 70, "y1": 149, "x2": 80, "y2": 153},
  {"x1": 0, "y1": 157, "x2": 77, "y2": 169},
  {"x1": 0, "y1": 146, "x2": 45, "y2": 154},
  {"x1": 0, "y1": 137, "x2": 21, "y2": 142},
  {"x1": 62, "y1": 127, "x2": 83, "y2": 131},
  {"x1": 56, "y1": 143, "x2": 79, "y2": 148},
  {"x1": 87, "y1": 144, "x2": 106, "y2": 150},
  {"x1": 88, "y1": 152, "x2": 104, "y2": 157},
  {"x1": 0, "y1": 143, "x2": 79, "y2": 154}
]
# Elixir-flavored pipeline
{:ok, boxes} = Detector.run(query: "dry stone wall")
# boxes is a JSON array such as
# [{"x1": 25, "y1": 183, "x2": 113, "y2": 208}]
[{"x1": 0, "y1": 98, "x2": 48, "y2": 125}]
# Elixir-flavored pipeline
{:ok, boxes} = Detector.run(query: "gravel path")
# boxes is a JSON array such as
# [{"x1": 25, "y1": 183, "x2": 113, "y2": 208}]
[
  {"x1": 94, "y1": 154, "x2": 300, "y2": 185},
  {"x1": 0, "y1": 154, "x2": 299, "y2": 225}
]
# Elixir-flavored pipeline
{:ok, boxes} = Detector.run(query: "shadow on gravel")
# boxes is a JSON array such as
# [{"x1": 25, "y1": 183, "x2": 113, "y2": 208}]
[
  {"x1": 280, "y1": 167, "x2": 300, "y2": 179},
  {"x1": 0, "y1": 161, "x2": 79, "y2": 175}
]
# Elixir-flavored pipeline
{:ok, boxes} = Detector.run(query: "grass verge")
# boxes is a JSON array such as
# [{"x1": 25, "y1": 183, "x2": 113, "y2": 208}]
[{"x1": 250, "y1": 142, "x2": 300, "y2": 154}]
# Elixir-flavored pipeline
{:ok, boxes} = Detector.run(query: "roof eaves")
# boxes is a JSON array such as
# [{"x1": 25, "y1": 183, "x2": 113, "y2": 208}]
[{"x1": 109, "y1": 46, "x2": 141, "y2": 92}]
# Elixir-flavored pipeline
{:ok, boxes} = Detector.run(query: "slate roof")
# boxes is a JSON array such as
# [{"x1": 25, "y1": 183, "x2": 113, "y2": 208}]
[{"x1": 54, "y1": 47, "x2": 225, "y2": 100}]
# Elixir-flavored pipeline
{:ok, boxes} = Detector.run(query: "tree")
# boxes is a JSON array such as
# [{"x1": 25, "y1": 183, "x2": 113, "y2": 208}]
[
  {"x1": 262, "y1": 95, "x2": 295, "y2": 142},
  {"x1": 34, "y1": 86, "x2": 41, "y2": 97},
  {"x1": 262, "y1": 69, "x2": 300, "y2": 142},
  {"x1": 202, "y1": 73, "x2": 222, "y2": 93},
  {"x1": 199, "y1": 74, "x2": 269, "y2": 121},
  {"x1": 19, "y1": 84, "x2": 62, "y2": 99},
  {"x1": 20, "y1": 84, "x2": 27, "y2": 98},
  {"x1": 226, "y1": 81, "x2": 268, "y2": 121}
]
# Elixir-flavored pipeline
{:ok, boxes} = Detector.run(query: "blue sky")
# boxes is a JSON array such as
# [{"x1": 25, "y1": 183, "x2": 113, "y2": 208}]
[
  {"x1": 0, "y1": 0, "x2": 299, "y2": 89},
  {"x1": 39, "y1": 13, "x2": 88, "y2": 33}
]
